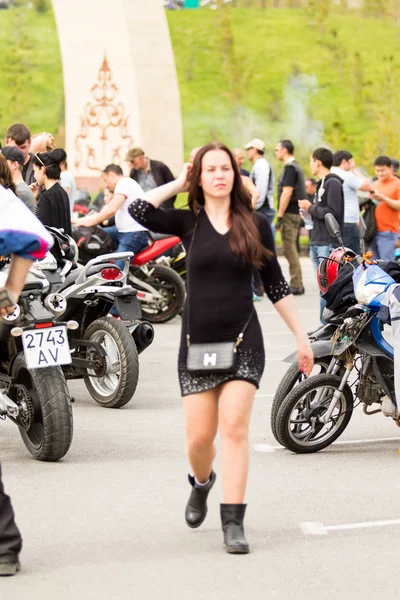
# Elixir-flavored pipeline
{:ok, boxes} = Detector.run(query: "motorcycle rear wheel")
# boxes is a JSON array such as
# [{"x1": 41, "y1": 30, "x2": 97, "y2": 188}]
[
  {"x1": 83, "y1": 317, "x2": 139, "y2": 408},
  {"x1": 275, "y1": 373, "x2": 353, "y2": 454},
  {"x1": 131, "y1": 264, "x2": 185, "y2": 324},
  {"x1": 11, "y1": 353, "x2": 73, "y2": 461}
]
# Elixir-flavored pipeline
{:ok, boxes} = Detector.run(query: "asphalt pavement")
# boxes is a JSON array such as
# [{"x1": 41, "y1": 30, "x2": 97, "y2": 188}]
[{"x1": 2, "y1": 257, "x2": 400, "y2": 600}]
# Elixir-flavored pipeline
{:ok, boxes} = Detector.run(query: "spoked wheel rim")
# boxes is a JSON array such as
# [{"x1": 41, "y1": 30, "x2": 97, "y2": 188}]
[
  {"x1": 14, "y1": 368, "x2": 44, "y2": 449},
  {"x1": 87, "y1": 330, "x2": 121, "y2": 398},
  {"x1": 287, "y1": 384, "x2": 349, "y2": 448},
  {"x1": 140, "y1": 277, "x2": 177, "y2": 315}
]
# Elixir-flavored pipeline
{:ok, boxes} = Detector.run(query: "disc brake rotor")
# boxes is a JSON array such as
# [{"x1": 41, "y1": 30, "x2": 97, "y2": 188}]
[{"x1": 14, "y1": 385, "x2": 34, "y2": 430}]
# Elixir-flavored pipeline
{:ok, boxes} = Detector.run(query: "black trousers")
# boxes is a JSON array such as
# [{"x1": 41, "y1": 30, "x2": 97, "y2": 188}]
[{"x1": 0, "y1": 464, "x2": 22, "y2": 560}]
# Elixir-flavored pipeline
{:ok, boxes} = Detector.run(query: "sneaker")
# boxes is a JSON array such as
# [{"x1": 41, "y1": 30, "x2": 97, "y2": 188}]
[
  {"x1": 0, "y1": 560, "x2": 21, "y2": 577},
  {"x1": 252, "y1": 293, "x2": 262, "y2": 302}
]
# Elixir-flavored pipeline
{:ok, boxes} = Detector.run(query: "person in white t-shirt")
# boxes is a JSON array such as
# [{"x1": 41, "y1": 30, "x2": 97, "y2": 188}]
[
  {"x1": 331, "y1": 150, "x2": 371, "y2": 254},
  {"x1": 73, "y1": 164, "x2": 150, "y2": 268}
]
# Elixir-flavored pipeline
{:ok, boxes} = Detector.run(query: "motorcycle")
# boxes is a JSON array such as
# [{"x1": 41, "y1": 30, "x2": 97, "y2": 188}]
[
  {"x1": 0, "y1": 266, "x2": 75, "y2": 461},
  {"x1": 128, "y1": 232, "x2": 186, "y2": 323},
  {"x1": 33, "y1": 241, "x2": 154, "y2": 409},
  {"x1": 271, "y1": 214, "x2": 399, "y2": 453},
  {"x1": 73, "y1": 225, "x2": 186, "y2": 323}
]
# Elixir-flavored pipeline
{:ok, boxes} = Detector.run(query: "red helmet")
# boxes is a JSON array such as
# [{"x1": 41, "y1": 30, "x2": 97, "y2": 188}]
[{"x1": 317, "y1": 247, "x2": 357, "y2": 294}]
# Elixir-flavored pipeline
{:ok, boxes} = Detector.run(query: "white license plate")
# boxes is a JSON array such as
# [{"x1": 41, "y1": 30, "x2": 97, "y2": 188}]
[{"x1": 22, "y1": 326, "x2": 72, "y2": 369}]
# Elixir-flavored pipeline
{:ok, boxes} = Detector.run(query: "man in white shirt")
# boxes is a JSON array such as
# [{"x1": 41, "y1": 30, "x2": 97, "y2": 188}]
[
  {"x1": 245, "y1": 138, "x2": 275, "y2": 229},
  {"x1": 331, "y1": 150, "x2": 371, "y2": 254},
  {"x1": 73, "y1": 164, "x2": 149, "y2": 268}
]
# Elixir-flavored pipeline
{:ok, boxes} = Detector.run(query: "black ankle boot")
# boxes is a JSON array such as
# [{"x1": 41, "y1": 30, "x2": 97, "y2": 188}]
[
  {"x1": 185, "y1": 471, "x2": 216, "y2": 528},
  {"x1": 220, "y1": 504, "x2": 249, "y2": 554}
]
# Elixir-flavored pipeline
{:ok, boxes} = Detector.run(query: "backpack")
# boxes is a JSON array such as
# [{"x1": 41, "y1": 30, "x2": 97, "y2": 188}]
[
  {"x1": 362, "y1": 201, "x2": 377, "y2": 245},
  {"x1": 71, "y1": 226, "x2": 116, "y2": 265}
]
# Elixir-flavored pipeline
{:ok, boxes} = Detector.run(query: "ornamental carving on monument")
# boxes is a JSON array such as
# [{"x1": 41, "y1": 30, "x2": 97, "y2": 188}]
[{"x1": 74, "y1": 54, "x2": 133, "y2": 172}]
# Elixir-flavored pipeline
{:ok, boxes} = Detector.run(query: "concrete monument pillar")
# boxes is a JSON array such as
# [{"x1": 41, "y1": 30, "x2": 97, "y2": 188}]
[{"x1": 51, "y1": 0, "x2": 183, "y2": 190}]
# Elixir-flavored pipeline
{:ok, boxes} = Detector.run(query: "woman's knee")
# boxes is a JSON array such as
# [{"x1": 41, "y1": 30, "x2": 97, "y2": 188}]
[
  {"x1": 186, "y1": 431, "x2": 215, "y2": 455},
  {"x1": 219, "y1": 420, "x2": 248, "y2": 445}
]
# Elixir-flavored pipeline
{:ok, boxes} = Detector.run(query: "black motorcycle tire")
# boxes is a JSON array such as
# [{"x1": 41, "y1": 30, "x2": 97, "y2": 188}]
[
  {"x1": 275, "y1": 373, "x2": 353, "y2": 454},
  {"x1": 83, "y1": 317, "x2": 139, "y2": 408},
  {"x1": 132, "y1": 264, "x2": 186, "y2": 324},
  {"x1": 12, "y1": 353, "x2": 73, "y2": 461},
  {"x1": 270, "y1": 357, "x2": 332, "y2": 445}
]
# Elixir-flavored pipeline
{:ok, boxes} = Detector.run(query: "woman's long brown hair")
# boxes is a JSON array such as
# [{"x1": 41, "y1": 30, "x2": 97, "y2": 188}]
[{"x1": 188, "y1": 142, "x2": 273, "y2": 269}]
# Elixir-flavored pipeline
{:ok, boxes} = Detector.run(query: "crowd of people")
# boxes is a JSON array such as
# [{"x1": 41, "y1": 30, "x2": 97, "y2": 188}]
[{"x1": 1, "y1": 118, "x2": 400, "y2": 569}]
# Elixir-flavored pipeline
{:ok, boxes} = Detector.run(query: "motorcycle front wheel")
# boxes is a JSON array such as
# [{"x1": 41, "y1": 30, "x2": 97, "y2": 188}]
[
  {"x1": 270, "y1": 357, "x2": 332, "y2": 445},
  {"x1": 274, "y1": 373, "x2": 353, "y2": 454},
  {"x1": 11, "y1": 353, "x2": 73, "y2": 461},
  {"x1": 83, "y1": 317, "x2": 139, "y2": 408},
  {"x1": 131, "y1": 264, "x2": 186, "y2": 324}
]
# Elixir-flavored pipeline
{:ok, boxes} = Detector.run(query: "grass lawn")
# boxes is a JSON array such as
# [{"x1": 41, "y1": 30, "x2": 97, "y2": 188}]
[
  {"x1": 0, "y1": 3, "x2": 64, "y2": 141},
  {"x1": 1, "y1": 4, "x2": 399, "y2": 183},
  {"x1": 167, "y1": 7, "x2": 400, "y2": 175}
]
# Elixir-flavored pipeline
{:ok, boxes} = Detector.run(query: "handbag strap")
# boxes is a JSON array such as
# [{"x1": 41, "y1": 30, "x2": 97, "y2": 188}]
[{"x1": 185, "y1": 219, "x2": 255, "y2": 348}]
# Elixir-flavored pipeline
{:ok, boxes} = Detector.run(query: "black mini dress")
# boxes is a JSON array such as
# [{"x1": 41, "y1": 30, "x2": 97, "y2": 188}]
[{"x1": 129, "y1": 200, "x2": 291, "y2": 396}]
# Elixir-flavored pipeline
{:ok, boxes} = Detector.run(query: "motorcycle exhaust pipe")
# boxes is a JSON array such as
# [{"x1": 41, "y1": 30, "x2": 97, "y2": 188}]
[{"x1": 130, "y1": 321, "x2": 155, "y2": 354}]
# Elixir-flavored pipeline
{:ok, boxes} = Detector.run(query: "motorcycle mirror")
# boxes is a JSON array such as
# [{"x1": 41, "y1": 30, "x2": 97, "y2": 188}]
[{"x1": 325, "y1": 213, "x2": 344, "y2": 246}]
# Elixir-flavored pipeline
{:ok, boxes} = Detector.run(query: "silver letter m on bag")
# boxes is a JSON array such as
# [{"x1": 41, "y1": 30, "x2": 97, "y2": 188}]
[{"x1": 203, "y1": 352, "x2": 217, "y2": 367}]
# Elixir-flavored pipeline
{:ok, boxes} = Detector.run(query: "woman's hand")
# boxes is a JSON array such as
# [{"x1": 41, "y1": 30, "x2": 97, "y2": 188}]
[
  {"x1": 29, "y1": 182, "x2": 39, "y2": 200},
  {"x1": 176, "y1": 163, "x2": 193, "y2": 193},
  {"x1": 297, "y1": 339, "x2": 314, "y2": 376},
  {"x1": 0, "y1": 288, "x2": 17, "y2": 317}
]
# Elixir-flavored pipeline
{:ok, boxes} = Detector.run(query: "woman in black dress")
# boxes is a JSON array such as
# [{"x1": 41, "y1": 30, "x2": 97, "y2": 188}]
[
  {"x1": 129, "y1": 143, "x2": 313, "y2": 554},
  {"x1": 31, "y1": 148, "x2": 72, "y2": 236}
]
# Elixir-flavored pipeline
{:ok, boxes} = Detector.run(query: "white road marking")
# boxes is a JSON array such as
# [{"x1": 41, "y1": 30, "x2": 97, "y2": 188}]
[
  {"x1": 300, "y1": 518, "x2": 400, "y2": 536},
  {"x1": 253, "y1": 436, "x2": 400, "y2": 453}
]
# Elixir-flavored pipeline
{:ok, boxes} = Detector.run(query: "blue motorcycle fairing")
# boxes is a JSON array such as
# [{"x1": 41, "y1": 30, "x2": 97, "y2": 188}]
[{"x1": 352, "y1": 264, "x2": 396, "y2": 310}]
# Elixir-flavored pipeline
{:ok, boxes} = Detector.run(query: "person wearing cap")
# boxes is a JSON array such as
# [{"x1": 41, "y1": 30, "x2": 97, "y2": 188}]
[
  {"x1": 245, "y1": 138, "x2": 275, "y2": 229},
  {"x1": 1, "y1": 146, "x2": 35, "y2": 213},
  {"x1": 246, "y1": 138, "x2": 275, "y2": 300},
  {"x1": 126, "y1": 147, "x2": 176, "y2": 209}
]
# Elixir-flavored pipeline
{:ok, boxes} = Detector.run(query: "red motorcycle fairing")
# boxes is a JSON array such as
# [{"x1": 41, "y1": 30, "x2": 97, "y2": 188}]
[{"x1": 132, "y1": 236, "x2": 181, "y2": 266}]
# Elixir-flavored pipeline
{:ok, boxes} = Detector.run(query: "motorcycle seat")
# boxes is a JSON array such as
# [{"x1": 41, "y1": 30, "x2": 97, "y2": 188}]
[{"x1": 149, "y1": 232, "x2": 174, "y2": 241}]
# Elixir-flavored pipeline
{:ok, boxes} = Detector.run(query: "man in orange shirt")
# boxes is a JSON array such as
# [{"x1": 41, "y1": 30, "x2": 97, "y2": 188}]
[{"x1": 370, "y1": 156, "x2": 400, "y2": 261}]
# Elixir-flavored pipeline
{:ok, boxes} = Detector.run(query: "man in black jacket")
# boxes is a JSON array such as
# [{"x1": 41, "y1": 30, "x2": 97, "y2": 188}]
[
  {"x1": 126, "y1": 147, "x2": 176, "y2": 209},
  {"x1": 299, "y1": 147, "x2": 344, "y2": 322}
]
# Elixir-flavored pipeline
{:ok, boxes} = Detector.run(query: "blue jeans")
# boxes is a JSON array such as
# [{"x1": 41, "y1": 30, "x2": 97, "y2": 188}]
[
  {"x1": 252, "y1": 207, "x2": 276, "y2": 295},
  {"x1": 343, "y1": 222, "x2": 360, "y2": 255},
  {"x1": 257, "y1": 206, "x2": 276, "y2": 245},
  {"x1": 310, "y1": 244, "x2": 332, "y2": 324},
  {"x1": 370, "y1": 231, "x2": 397, "y2": 261},
  {"x1": 102, "y1": 226, "x2": 150, "y2": 271}
]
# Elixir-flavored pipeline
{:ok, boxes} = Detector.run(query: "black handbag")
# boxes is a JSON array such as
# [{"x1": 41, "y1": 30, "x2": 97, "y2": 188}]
[{"x1": 185, "y1": 224, "x2": 254, "y2": 375}]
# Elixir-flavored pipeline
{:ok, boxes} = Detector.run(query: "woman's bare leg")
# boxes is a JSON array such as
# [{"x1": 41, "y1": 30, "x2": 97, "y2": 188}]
[
  {"x1": 218, "y1": 380, "x2": 256, "y2": 503},
  {"x1": 183, "y1": 387, "x2": 219, "y2": 483}
]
